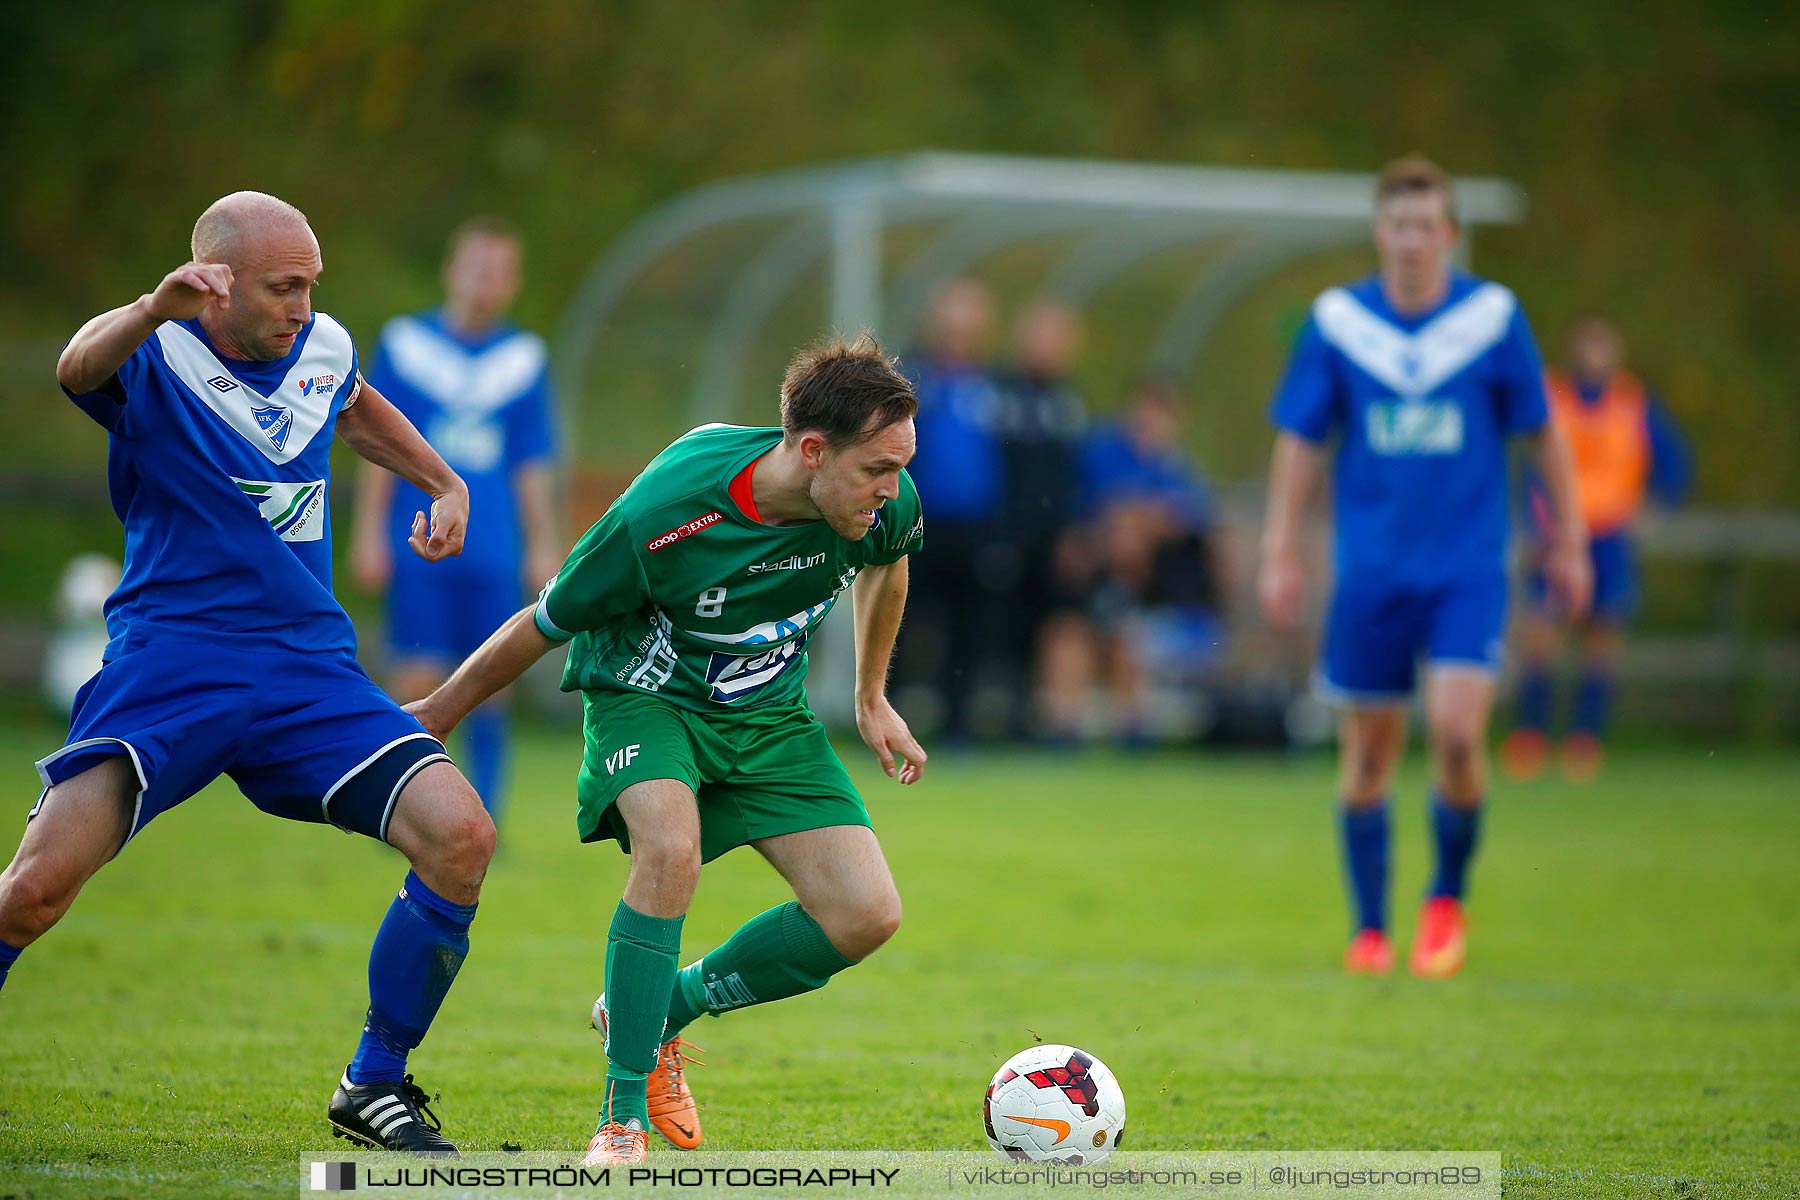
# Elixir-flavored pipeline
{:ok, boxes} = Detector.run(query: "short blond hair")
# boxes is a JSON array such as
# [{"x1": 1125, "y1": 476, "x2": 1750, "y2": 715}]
[{"x1": 1376, "y1": 155, "x2": 1457, "y2": 224}]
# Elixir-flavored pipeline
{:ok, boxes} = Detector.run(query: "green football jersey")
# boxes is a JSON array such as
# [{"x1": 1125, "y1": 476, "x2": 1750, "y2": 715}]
[{"x1": 534, "y1": 424, "x2": 924, "y2": 711}]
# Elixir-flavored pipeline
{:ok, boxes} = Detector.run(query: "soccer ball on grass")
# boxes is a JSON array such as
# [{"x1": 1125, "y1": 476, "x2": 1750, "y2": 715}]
[{"x1": 983, "y1": 1044, "x2": 1126, "y2": 1164}]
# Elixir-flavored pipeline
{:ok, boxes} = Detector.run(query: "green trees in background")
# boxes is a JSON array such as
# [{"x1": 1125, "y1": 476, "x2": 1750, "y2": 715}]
[{"x1": 2, "y1": 0, "x2": 1796, "y2": 500}]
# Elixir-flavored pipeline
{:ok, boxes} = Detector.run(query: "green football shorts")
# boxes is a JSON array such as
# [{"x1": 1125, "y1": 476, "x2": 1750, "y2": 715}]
[{"x1": 575, "y1": 688, "x2": 871, "y2": 862}]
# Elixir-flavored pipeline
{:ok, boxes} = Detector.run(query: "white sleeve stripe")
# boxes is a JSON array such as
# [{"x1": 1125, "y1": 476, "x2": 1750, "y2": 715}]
[{"x1": 534, "y1": 578, "x2": 574, "y2": 643}]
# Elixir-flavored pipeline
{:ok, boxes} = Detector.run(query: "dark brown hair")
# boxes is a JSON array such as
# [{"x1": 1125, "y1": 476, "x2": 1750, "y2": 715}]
[
  {"x1": 779, "y1": 332, "x2": 919, "y2": 448},
  {"x1": 1376, "y1": 155, "x2": 1457, "y2": 223}
]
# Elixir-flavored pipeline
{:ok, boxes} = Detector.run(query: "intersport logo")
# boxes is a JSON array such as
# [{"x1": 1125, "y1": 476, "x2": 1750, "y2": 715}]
[{"x1": 646, "y1": 510, "x2": 723, "y2": 552}]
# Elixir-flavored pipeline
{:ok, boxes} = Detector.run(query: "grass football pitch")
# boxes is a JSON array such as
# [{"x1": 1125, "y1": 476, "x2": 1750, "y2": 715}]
[{"x1": 0, "y1": 721, "x2": 1795, "y2": 1198}]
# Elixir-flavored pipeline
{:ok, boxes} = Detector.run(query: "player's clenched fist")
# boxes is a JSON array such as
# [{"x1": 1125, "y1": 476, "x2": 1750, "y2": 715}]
[
  {"x1": 145, "y1": 262, "x2": 235, "y2": 322},
  {"x1": 408, "y1": 483, "x2": 469, "y2": 562}
]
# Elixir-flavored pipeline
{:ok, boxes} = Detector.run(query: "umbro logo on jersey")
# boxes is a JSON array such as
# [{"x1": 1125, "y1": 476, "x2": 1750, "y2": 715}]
[
  {"x1": 646, "y1": 510, "x2": 723, "y2": 552},
  {"x1": 206, "y1": 374, "x2": 239, "y2": 393},
  {"x1": 252, "y1": 404, "x2": 294, "y2": 452},
  {"x1": 296, "y1": 373, "x2": 338, "y2": 398},
  {"x1": 747, "y1": 552, "x2": 826, "y2": 574}
]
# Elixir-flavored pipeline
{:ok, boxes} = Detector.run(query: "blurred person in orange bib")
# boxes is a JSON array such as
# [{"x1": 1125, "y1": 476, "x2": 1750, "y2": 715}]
[{"x1": 1503, "y1": 317, "x2": 1691, "y2": 782}]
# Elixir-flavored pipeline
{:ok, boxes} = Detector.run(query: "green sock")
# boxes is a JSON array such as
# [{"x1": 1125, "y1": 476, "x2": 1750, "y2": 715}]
[
  {"x1": 664, "y1": 901, "x2": 855, "y2": 1038},
  {"x1": 601, "y1": 900, "x2": 683, "y2": 1127}
]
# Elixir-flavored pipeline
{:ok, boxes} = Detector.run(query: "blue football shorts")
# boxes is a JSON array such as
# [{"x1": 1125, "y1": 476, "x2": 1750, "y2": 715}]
[
  {"x1": 32, "y1": 635, "x2": 450, "y2": 849},
  {"x1": 1528, "y1": 530, "x2": 1637, "y2": 623},
  {"x1": 385, "y1": 556, "x2": 522, "y2": 666},
  {"x1": 1316, "y1": 572, "x2": 1509, "y2": 706}
]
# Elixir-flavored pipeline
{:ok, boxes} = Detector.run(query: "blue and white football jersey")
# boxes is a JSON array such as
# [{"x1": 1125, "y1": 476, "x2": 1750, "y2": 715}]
[
  {"x1": 64, "y1": 314, "x2": 362, "y2": 659},
  {"x1": 1270, "y1": 271, "x2": 1549, "y2": 588},
  {"x1": 366, "y1": 311, "x2": 556, "y2": 574}
]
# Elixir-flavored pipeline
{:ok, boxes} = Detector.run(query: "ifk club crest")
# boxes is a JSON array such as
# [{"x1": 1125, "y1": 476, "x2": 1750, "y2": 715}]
[{"x1": 252, "y1": 404, "x2": 293, "y2": 451}]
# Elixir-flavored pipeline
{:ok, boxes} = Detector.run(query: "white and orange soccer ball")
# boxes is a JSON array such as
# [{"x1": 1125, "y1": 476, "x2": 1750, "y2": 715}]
[{"x1": 983, "y1": 1044, "x2": 1126, "y2": 1164}]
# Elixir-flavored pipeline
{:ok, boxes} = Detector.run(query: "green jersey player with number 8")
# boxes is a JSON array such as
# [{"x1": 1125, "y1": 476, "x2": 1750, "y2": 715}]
[{"x1": 408, "y1": 334, "x2": 927, "y2": 1164}]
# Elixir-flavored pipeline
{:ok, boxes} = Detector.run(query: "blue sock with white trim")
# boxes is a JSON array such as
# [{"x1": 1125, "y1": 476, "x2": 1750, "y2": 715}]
[
  {"x1": 348, "y1": 871, "x2": 477, "y2": 1085},
  {"x1": 0, "y1": 938, "x2": 21, "y2": 993}
]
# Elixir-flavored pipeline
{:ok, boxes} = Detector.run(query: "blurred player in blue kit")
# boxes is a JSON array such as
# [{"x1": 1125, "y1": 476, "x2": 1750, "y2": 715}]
[
  {"x1": 1258, "y1": 158, "x2": 1592, "y2": 978},
  {"x1": 351, "y1": 218, "x2": 561, "y2": 824},
  {"x1": 0, "y1": 193, "x2": 494, "y2": 1151}
]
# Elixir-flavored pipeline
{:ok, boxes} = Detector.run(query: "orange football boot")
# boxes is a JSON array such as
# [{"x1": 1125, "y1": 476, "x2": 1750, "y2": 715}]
[
  {"x1": 1344, "y1": 929, "x2": 1396, "y2": 974},
  {"x1": 583, "y1": 1118, "x2": 649, "y2": 1166},
  {"x1": 1409, "y1": 897, "x2": 1468, "y2": 979},
  {"x1": 1500, "y1": 729, "x2": 1550, "y2": 782},
  {"x1": 593, "y1": 993, "x2": 704, "y2": 1150}
]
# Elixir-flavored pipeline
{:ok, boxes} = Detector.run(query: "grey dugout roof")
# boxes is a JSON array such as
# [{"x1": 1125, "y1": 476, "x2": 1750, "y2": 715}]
[{"x1": 554, "y1": 151, "x2": 1527, "y2": 431}]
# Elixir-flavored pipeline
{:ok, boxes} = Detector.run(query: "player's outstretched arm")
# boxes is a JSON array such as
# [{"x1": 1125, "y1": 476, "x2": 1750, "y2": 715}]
[
  {"x1": 1259, "y1": 433, "x2": 1324, "y2": 631},
  {"x1": 1527, "y1": 424, "x2": 1594, "y2": 618},
  {"x1": 56, "y1": 263, "x2": 235, "y2": 395},
  {"x1": 406, "y1": 605, "x2": 557, "y2": 740},
  {"x1": 851, "y1": 559, "x2": 927, "y2": 785},
  {"x1": 336, "y1": 380, "x2": 469, "y2": 563}
]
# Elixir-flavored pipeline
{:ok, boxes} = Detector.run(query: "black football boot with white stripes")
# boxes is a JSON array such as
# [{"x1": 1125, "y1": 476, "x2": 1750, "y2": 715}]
[{"x1": 328, "y1": 1071, "x2": 459, "y2": 1155}]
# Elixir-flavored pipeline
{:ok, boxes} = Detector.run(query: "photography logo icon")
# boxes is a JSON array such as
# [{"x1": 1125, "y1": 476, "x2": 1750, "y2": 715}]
[{"x1": 309, "y1": 1161, "x2": 357, "y2": 1191}]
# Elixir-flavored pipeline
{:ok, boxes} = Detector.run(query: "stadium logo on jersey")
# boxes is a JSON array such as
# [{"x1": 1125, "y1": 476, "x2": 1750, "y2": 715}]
[
  {"x1": 296, "y1": 373, "x2": 337, "y2": 398},
  {"x1": 646, "y1": 510, "x2": 724, "y2": 552},
  {"x1": 233, "y1": 477, "x2": 326, "y2": 542},
  {"x1": 206, "y1": 374, "x2": 239, "y2": 393},
  {"x1": 1365, "y1": 400, "x2": 1465, "y2": 456},
  {"x1": 747, "y1": 552, "x2": 827, "y2": 574},
  {"x1": 689, "y1": 597, "x2": 835, "y2": 646},
  {"x1": 251, "y1": 405, "x2": 294, "y2": 452}
]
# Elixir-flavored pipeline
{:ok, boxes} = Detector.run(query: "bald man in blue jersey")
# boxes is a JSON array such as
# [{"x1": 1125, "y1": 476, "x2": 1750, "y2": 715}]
[
  {"x1": 1259, "y1": 158, "x2": 1591, "y2": 979},
  {"x1": 0, "y1": 192, "x2": 492, "y2": 1153}
]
